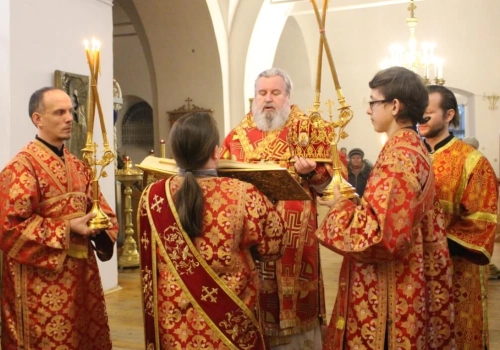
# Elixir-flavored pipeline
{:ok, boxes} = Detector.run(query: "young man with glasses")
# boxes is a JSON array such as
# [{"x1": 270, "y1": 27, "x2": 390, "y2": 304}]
[
  {"x1": 419, "y1": 85, "x2": 498, "y2": 350},
  {"x1": 317, "y1": 67, "x2": 455, "y2": 349}
]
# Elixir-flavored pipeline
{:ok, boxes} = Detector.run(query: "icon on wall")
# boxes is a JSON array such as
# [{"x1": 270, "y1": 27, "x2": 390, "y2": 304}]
[{"x1": 54, "y1": 70, "x2": 89, "y2": 160}]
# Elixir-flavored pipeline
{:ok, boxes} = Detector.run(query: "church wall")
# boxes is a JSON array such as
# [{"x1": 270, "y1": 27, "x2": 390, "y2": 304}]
[
  {"x1": 273, "y1": 17, "x2": 315, "y2": 116},
  {"x1": 288, "y1": 0, "x2": 500, "y2": 173},
  {"x1": 113, "y1": 11, "x2": 152, "y2": 109},
  {"x1": 113, "y1": 0, "x2": 153, "y2": 165},
  {"x1": 113, "y1": 33, "x2": 153, "y2": 164},
  {"x1": 132, "y1": 0, "x2": 223, "y2": 155},
  {"x1": 6, "y1": 0, "x2": 118, "y2": 291},
  {"x1": 0, "y1": 0, "x2": 11, "y2": 168},
  {"x1": 227, "y1": 0, "x2": 266, "y2": 130},
  {"x1": 111, "y1": 0, "x2": 500, "y2": 173}
]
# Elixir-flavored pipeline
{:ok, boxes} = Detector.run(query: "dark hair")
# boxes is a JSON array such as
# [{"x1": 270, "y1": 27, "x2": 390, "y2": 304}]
[
  {"x1": 369, "y1": 67, "x2": 428, "y2": 125},
  {"x1": 427, "y1": 85, "x2": 460, "y2": 128},
  {"x1": 169, "y1": 112, "x2": 219, "y2": 238},
  {"x1": 28, "y1": 87, "x2": 60, "y2": 118}
]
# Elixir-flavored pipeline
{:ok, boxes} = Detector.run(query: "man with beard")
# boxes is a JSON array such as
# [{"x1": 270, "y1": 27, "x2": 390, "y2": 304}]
[
  {"x1": 419, "y1": 85, "x2": 498, "y2": 350},
  {"x1": 221, "y1": 68, "x2": 331, "y2": 349}
]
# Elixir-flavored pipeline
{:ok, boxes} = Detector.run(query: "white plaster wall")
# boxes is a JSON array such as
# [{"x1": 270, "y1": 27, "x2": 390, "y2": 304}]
[
  {"x1": 133, "y1": 0, "x2": 224, "y2": 153},
  {"x1": 113, "y1": 13, "x2": 153, "y2": 165},
  {"x1": 289, "y1": 0, "x2": 500, "y2": 172},
  {"x1": 0, "y1": 0, "x2": 11, "y2": 168},
  {"x1": 227, "y1": 0, "x2": 265, "y2": 129},
  {"x1": 8, "y1": 0, "x2": 118, "y2": 291},
  {"x1": 113, "y1": 2, "x2": 152, "y2": 107},
  {"x1": 273, "y1": 17, "x2": 315, "y2": 114},
  {"x1": 206, "y1": 0, "x2": 231, "y2": 135},
  {"x1": 114, "y1": 36, "x2": 152, "y2": 107}
]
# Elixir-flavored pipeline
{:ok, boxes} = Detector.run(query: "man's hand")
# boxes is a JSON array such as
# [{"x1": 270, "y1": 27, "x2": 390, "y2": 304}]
[
  {"x1": 316, "y1": 184, "x2": 342, "y2": 208},
  {"x1": 294, "y1": 156, "x2": 317, "y2": 175},
  {"x1": 70, "y1": 212, "x2": 97, "y2": 237}
]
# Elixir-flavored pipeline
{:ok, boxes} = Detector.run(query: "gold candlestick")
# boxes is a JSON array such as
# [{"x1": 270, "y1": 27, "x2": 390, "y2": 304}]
[
  {"x1": 309, "y1": 0, "x2": 357, "y2": 200},
  {"x1": 82, "y1": 38, "x2": 116, "y2": 229},
  {"x1": 116, "y1": 156, "x2": 142, "y2": 268}
]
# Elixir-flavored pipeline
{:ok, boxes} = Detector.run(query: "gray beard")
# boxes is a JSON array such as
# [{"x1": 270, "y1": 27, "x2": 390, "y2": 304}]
[{"x1": 252, "y1": 103, "x2": 291, "y2": 132}]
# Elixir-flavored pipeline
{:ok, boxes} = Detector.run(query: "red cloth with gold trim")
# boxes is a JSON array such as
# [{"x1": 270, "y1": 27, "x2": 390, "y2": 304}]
[
  {"x1": 220, "y1": 105, "x2": 330, "y2": 346},
  {"x1": 138, "y1": 176, "x2": 285, "y2": 349},
  {"x1": 317, "y1": 129, "x2": 456, "y2": 349},
  {"x1": 0, "y1": 140, "x2": 118, "y2": 350},
  {"x1": 431, "y1": 137, "x2": 498, "y2": 350}
]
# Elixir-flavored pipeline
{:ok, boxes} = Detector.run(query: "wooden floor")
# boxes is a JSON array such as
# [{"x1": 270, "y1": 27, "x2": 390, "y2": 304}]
[{"x1": 107, "y1": 239, "x2": 500, "y2": 349}]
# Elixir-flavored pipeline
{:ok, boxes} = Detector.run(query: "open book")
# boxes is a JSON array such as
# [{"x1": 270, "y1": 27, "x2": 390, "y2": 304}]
[{"x1": 137, "y1": 156, "x2": 311, "y2": 201}]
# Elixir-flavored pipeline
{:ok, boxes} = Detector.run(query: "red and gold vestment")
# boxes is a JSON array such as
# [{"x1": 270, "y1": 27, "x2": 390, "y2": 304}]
[
  {"x1": 430, "y1": 137, "x2": 498, "y2": 350},
  {"x1": 221, "y1": 105, "x2": 330, "y2": 346},
  {"x1": 0, "y1": 140, "x2": 118, "y2": 350},
  {"x1": 317, "y1": 129, "x2": 455, "y2": 349},
  {"x1": 138, "y1": 176, "x2": 285, "y2": 350}
]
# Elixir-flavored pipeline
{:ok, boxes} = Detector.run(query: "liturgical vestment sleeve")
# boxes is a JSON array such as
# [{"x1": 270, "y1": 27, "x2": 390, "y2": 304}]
[
  {"x1": 0, "y1": 157, "x2": 73, "y2": 271},
  {"x1": 319, "y1": 151, "x2": 422, "y2": 263}
]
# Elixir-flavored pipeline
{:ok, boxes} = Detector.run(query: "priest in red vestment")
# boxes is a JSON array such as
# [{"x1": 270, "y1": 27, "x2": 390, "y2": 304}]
[
  {"x1": 221, "y1": 68, "x2": 336, "y2": 349},
  {"x1": 138, "y1": 112, "x2": 286, "y2": 349},
  {"x1": 317, "y1": 67, "x2": 455, "y2": 349},
  {"x1": 419, "y1": 85, "x2": 498, "y2": 350},
  {"x1": 0, "y1": 87, "x2": 118, "y2": 350}
]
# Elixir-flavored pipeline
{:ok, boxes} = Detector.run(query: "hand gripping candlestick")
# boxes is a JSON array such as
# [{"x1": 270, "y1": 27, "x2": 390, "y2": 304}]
[
  {"x1": 310, "y1": 0, "x2": 357, "y2": 200},
  {"x1": 82, "y1": 38, "x2": 115, "y2": 229}
]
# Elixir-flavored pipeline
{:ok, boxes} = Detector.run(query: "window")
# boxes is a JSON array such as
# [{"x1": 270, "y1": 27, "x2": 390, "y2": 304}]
[
  {"x1": 122, "y1": 102, "x2": 154, "y2": 148},
  {"x1": 449, "y1": 104, "x2": 466, "y2": 139}
]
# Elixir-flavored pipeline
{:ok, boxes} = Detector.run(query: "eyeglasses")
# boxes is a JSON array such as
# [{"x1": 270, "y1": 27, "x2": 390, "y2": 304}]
[{"x1": 368, "y1": 99, "x2": 390, "y2": 109}]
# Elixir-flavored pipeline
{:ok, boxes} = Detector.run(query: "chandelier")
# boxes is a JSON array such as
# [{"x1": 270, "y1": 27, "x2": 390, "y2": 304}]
[{"x1": 380, "y1": 0, "x2": 445, "y2": 85}]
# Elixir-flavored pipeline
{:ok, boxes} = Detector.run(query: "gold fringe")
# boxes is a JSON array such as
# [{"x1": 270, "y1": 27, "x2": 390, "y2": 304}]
[{"x1": 280, "y1": 318, "x2": 298, "y2": 329}]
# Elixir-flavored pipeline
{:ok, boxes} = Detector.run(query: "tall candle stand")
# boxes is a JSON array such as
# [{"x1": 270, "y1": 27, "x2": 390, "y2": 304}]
[{"x1": 115, "y1": 156, "x2": 143, "y2": 268}]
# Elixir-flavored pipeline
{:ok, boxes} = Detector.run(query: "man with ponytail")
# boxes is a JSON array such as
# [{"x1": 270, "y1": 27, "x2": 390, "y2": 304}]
[{"x1": 138, "y1": 112, "x2": 285, "y2": 350}]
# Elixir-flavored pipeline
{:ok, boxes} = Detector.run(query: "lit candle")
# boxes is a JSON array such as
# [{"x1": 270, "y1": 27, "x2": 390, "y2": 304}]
[
  {"x1": 437, "y1": 59, "x2": 444, "y2": 79},
  {"x1": 84, "y1": 39, "x2": 95, "y2": 136},
  {"x1": 93, "y1": 41, "x2": 108, "y2": 141},
  {"x1": 124, "y1": 156, "x2": 131, "y2": 169},
  {"x1": 94, "y1": 40, "x2": 101, "y2": 78},
  {"x1": 84, "y1": 40, "x2": 92, "y2": 71},
  {"x1": 160, "y1": 139, "x2": 166, "y2": 158}
]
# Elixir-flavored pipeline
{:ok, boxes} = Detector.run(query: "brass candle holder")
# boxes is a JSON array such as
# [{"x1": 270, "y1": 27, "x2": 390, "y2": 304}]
[
  {"x1": 115, "y1": 156, "x2": 142, "y2": 268},
  {"x1": 82, "y1": 38, "x2": 115, "y2": 229},
  {"x1": 310, "y1": 0, "x2": 357, "y2": 200}
]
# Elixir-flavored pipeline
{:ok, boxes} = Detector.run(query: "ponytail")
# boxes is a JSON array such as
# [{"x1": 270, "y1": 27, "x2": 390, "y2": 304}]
[{"x1": 175, "y1": 172, "x2": 204, "y2": 238}]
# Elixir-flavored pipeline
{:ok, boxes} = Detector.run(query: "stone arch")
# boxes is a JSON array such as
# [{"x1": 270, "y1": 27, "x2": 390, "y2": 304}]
[{"x1": 117, "y1": 96, "x2": 153, "y2": 164}]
